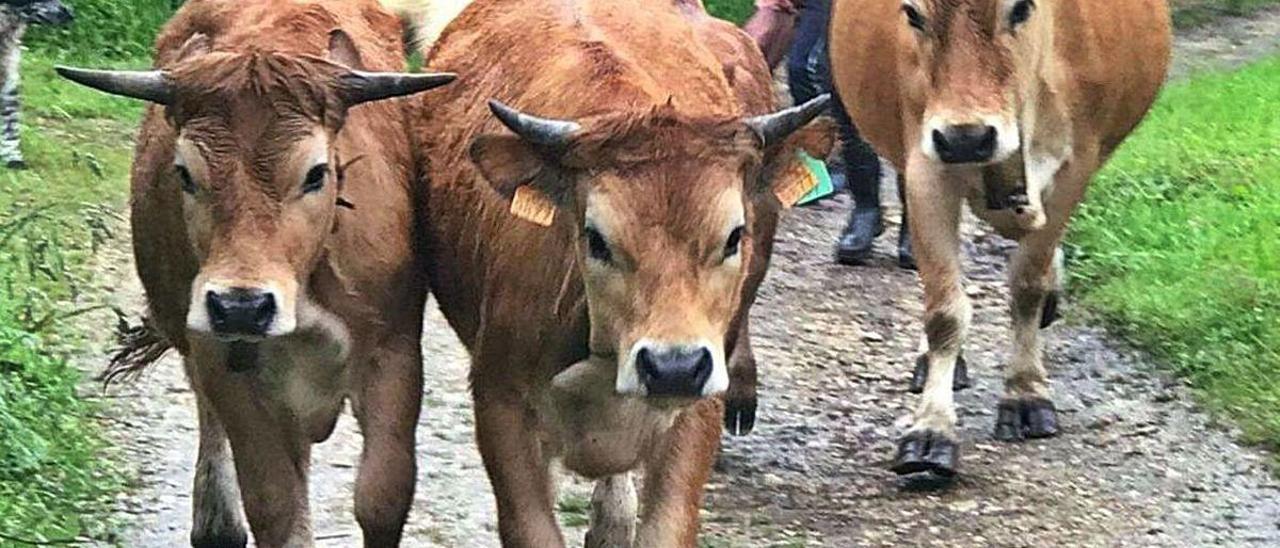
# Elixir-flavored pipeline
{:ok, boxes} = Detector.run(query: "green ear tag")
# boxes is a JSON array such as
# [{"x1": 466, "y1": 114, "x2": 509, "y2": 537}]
[{"x1": 794, "y1": 150, "x2": 835, "y2": 206}]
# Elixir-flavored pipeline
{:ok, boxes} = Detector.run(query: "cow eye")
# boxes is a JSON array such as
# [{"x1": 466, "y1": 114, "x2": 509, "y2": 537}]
[
  {"x1": 723, "y1": 225, "x2": 745, "y2": 260},
  {"x1": 584, "y1": 226, "x2": 612, "y2": 264},
  {"x1": 302, "y1": 163, "x2": 328, "y2": 194},
  {"x1": 1009, "y1": 0, "x2": 1035, "y2": 27},
  {"x1": 175, "y1": 165, "x2": 196, "y2": 194},
  {"x1": 902, "y1": 4, "x2": 926, "y2": 31}
]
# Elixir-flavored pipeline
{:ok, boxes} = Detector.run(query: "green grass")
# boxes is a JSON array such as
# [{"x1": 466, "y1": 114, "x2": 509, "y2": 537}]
[
  {"x1": 0, "y1": 50, "x2": 147, "y2": 543},
  {"x1": 1069, "y1": 56, "x2": 1280, "y2": 450},
  {"x1": 706, "y1": 0, "x2": 755, "y2": 25},
  {"x1": 25, "y1": 0, "x2": 175, "y2": 61}
]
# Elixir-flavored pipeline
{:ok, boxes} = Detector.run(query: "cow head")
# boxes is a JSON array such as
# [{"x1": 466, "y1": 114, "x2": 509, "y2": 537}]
[
  {"x1": 58, "y1": 32, "x2": 453, "y2": 344},
  {"x1": 898, "y1": 0, "x2": 1050, "y2": 165},
  {"x1": 471, "y1": 96, "x2": 831, "y2": 400}
]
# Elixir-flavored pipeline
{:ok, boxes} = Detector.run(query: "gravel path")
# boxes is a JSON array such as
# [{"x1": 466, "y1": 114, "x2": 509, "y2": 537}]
[{"x1": 84, "y1": 9, "x2": 1280, "y2": 547}]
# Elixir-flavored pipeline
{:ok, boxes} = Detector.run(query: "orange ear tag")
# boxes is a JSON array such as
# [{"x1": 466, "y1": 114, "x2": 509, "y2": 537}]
[
  {"x1": 511, "y1": 186, "x2": 556, "y2": 226},
  {"x1": 773, "y1": 154, "x2": 820, "y2": 208}
]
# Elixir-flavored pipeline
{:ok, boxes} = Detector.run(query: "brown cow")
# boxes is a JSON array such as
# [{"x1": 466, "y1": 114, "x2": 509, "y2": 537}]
[
  {"x1": 57, "y1": 0, "x2": 453, "y2": 545},
  {"x1": 411, "y1": 0, "x2": 831, "y2": 545},
  {"x1": 830, "y1": 0, "x2": 1171, "y2": 476}
]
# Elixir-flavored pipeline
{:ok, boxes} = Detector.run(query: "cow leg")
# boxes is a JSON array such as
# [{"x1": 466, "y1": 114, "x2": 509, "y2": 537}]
[
  {"x1": 635, "y1": 398, "x2": 722, "y2": 548},
  {"x1": 190, "y1": 343, "x2": 314, "y2": 548},
  {"x1": 584, "y1": 473, "x2": 637, "y2": 548},
  {"x1": 473, "y1": 383, "x2": 564, "y2": 548},
  {"x1": 723, "y1": 319, "x2": 758, "y2": 436},
  {"x1": 351, "y1": 334, "x2": 423, "y2": 546},
  {"x1": 892, "y1": 160, "x2": 969, "y2": 477},
  {"x1": 723, "y1": 194, "x2": 779, "y2": 436},
  {"x1": 995, "y1": 150, "x2": 1095, "y2": 442},
  {"x1": 190, "y1": 384, "x2": 248, "y2": 548}
]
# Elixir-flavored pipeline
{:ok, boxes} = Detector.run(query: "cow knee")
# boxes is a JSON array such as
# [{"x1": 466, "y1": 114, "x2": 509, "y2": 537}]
[
  {"x1": 355, "y1": 441, "x2": 414, "y2": 542},
  {"x1": 923, "y1": 298, "x2": 970, "y2": 353}
]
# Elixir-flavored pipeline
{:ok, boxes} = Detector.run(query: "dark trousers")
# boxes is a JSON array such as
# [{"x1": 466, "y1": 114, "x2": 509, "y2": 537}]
[{"x1": 785, "y1": 0, "x2": 882, "y2": 208}]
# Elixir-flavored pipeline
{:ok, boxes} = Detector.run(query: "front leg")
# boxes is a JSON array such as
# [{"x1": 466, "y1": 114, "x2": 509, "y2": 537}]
[
  {"x1": 190, "y1": 341, "x2": 314, "y2": 548},
  {"x1": 723, "y1": 319, "x2": 758, "y2": 436},
  {"x1": 995, "y1": 148, "x2": 1095, "y2": 441},
  {"x1": 350, "y1": 332, "x2": 424, "y2": 547},
  {"x1": 635, "y1": 398, "x2": 722, "y2": 548},
  {"x1": 892, "y1": 158, "x2": 970, "y2": 477},
  {"x1": 188, "y1": 375, "x2": 248, "y2": 548},
  {"x1": 584, "y1": 473, "x2": 637, "y2": 548},
  {"x1": 473, "y1": 382, "x2": 564, "y2": 548}
]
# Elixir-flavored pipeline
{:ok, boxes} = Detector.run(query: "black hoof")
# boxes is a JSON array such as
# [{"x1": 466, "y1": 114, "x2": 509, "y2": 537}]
[
  {"x1": 191, "y1": 531, "x2": 248, "y2": 548},
  {"x1": 891, "y1": 430, "x2": 959, "y2": 477},
  {"x1": 5, "y1": 159, "x2": 27, "y2": 170},
  {"x1": 994, "y1": 397, "x2": 1059, "y2": 441},
  {"x1": 723, "y1": 395, "x2": 757, "y2": 436},
  {"x1": 908, "y1": 353, "x2": 970, "y2": 394},
  {"x1": 1040, "y1": 291, "x2": 1062, "y2": 328}
]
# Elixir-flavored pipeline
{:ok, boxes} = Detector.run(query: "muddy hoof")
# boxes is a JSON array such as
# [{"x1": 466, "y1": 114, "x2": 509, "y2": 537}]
[
  {"x1": 994, "y1": 397, "x2": 1059, "y2": 441},
  {"x1": 1040, "y1": 291, "x2": 1062, "y2": 328},
  {"x1": 723, "y1": 395, "x2": 757, "y2": 436},
  {"x1": 891, "y1": 430, "x2": 959, "y2": 477},
  {"x1": 908, "y1": 353, "x2": 970, "y2": 394}
]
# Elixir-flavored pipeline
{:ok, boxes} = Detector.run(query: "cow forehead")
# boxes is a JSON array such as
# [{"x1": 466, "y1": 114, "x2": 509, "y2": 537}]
[
  {"x1": 586, "y1": 168, "x2": 745, "y2": 239},
  {"x1": 919, "y1": 0, "x2": 1005, "y2": 37}
]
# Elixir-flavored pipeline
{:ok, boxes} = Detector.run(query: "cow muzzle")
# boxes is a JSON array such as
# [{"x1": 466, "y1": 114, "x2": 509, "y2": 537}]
[
  {"x1": 206, "y1": 287, "x2": 276, "y2": 339},
  {"x1": 618, "y1": 340, "x2": 728, "y2": 398},
  {"x1": 921, "y1": 115, "x2": 1019, "y2": 166},
  {"x1": 188, "y1": 280, "x2": 297, "y2": 341}
]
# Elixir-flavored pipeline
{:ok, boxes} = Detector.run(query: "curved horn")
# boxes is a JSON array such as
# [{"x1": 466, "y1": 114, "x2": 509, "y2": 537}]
[
  {"x1": 55, "y1": 66, "x2": 171, "y2": 104},
  {"x1": 341, "y1": 71, "x2": 456, "y2": 105},
  {"x1": 488, "y1": 99, "x2": 581, "y2": 148},
  {"x1": 745, "y1": 93, "x2": 832, "y2": 147}
]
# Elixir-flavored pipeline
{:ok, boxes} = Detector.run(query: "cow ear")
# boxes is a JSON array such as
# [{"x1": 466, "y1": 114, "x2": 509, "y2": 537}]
[
  {"x1": 469, "y1": 134, "x2": 566, "y2": 227},
  {"x1": 174, "y1": 33, "x2": 212, "y2": 64},
  {"x1": 328, "y1": 30, "x2": 365, "y2": 70},
  {"x1": 759, "y1": 116, "x2": 837, "y2": 208}
]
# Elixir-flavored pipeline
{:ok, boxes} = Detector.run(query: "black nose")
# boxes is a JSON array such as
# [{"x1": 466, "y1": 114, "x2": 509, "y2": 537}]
[
  {"x1": 636, "y1": 346, "x2": 713, "y2": 397},
  {"x1": 932, "y1": 124, "x2": 998, "y2": 164},
  {"x1": 206, "y1": 288, "x2": 276, "y2": 337}
]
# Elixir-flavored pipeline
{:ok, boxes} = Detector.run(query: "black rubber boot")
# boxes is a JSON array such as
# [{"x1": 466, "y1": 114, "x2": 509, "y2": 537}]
[{"x1": 836, "y1": 207, "x2": 884, "y2": 265}]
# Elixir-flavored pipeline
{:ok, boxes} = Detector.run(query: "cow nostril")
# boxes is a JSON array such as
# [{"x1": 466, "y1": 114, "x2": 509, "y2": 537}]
[
  {"x1": 206, "y1": 290, "x2": 226, "y2": 321},
  {"x1": 253, "y1": 293, "x2": 276, "y2": 323},
  {"x1": 693, "y1": 348, "x2": 713, "y2": 379},
  {"x1": 932, "y1": 129, "x2": 949, "y2": 154},
  {"x1": 978, "y1": 126, "x2": 997, "y2": 155},
  {"x1": 636, "y1": 348, "x2": 658, "y2": 379}
]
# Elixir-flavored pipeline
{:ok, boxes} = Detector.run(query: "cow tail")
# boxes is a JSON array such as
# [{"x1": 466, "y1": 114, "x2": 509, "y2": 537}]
[{"x1": 101, "y1": 310, "x2": 173, "y2": 387}]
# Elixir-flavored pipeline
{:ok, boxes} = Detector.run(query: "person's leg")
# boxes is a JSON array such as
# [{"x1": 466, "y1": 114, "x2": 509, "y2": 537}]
[
  {"x1": 784, "y1": 0, "x2": 828, "y2": 106},
  {"x1": 832, "y1": 91, "x2": 887, "y2": 265}
]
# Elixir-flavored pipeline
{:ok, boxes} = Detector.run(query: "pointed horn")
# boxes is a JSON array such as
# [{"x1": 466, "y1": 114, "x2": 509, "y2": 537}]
[
  {"x1": 487, "y1": 99, "x2": 581, "y2": 148},
  {"x1": 55, "y1": 66, "x2": 171, "y2": 104},
  {"x1": 745, "y1": 93, "x2": 832, "y2": 147},
  {"x1": 341, "y1": 71, "x2": 456, "y2": 105}
]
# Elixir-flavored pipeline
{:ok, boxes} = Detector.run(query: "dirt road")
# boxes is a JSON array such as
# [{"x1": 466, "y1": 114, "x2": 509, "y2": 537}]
[{"x1": 86, "y1": 8, "x2": 1280, "y2": 547}]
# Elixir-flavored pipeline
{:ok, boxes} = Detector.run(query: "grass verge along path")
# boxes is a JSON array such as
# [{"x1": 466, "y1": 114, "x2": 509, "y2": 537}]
[{"x1": 1070, "y1": 56, "x2": 1280, "y2": 451}]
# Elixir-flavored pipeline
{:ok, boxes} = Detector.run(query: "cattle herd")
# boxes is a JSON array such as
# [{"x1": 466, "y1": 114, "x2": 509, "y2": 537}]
[{"x1": 54, "y1": 0, "x2": 1171, "y2": 546}]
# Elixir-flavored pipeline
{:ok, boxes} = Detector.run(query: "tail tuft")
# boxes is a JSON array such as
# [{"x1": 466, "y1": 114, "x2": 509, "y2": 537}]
[{"x1": 101, "y1": 309, "x2": 172, "y2": 386}]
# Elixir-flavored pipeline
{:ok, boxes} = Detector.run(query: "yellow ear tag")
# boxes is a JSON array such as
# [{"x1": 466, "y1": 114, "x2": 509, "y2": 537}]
[
  {"x1": 773, "y1": 154, "x2": 820, "y2": 208},
  {"x1": 511, "y1": 186, "x2": 556, "y2": 226}
]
